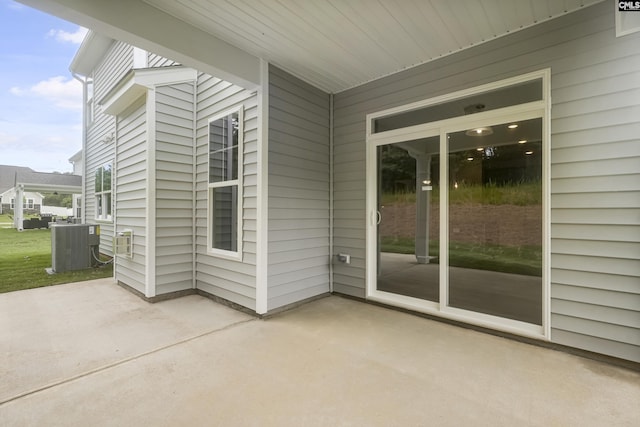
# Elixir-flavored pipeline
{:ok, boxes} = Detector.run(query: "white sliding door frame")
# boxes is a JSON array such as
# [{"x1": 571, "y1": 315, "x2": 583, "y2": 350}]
[{"x1": 365, "y1": 70, "x2": 551, "y2": 340}]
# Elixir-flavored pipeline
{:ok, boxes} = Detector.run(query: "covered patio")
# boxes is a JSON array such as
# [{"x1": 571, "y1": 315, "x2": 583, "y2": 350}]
[{"x1": 1, "y1": 279, "x2": 638, "y2": 426}]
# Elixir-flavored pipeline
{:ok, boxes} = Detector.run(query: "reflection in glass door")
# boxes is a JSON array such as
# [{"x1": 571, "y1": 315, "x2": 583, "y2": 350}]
[
  {"x1": 447, "y1": 118, "x2": 543, "y2": 324},
  {"x1": 376, "y1": 136, "x2": 440, "y2": 302}
]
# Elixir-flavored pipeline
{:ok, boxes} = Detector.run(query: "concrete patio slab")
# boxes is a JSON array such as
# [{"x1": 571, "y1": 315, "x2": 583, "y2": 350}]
[
  {"x1": 0, "y1": 279, "x2": 253, "y2": 404},
  {"x1": 1, "y1": 280, "x2": 638, "y2": 426}
]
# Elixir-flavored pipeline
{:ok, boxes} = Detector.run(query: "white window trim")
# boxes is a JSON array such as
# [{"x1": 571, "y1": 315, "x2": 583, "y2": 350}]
[
  {"x1": 365, "y1": 69, "x2": 551, "y2": 341},
  {"x1": 95, "y1": 162, "x2": 113, "y2": 222},
  {"x1": 26, "y1": 198, "x2": 34, "y2": 209},
  {"x1": 206, "y1": 106, "x2": 244, "y2": 260}
]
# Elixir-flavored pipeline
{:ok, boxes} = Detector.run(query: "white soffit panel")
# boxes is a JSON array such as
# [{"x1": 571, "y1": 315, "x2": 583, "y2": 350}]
[{"x1": 145, "y1": 0, "x2": 604, "y2": 93}]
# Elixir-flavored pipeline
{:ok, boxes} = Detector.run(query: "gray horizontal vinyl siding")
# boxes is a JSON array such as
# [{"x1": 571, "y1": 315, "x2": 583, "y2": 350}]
[
  {"x1": 267, "y1": 65, "x2": 330, "y2": 311},
  {"x1": 154, "y1": 83, "x2": 195, "y2": 295},
  {"x1": 94, "y1": 41, "x2": 133, "y2": 104},
  {"x1": 195, "y1": 74, "x2": 257, "y2": 310},
  {"x1": 85, "y1": 41, "x2": 133, "y2": 255},
  {"x1": 147, "y1": 53, "x2": 178, "y2": 68},
  {"x1": 549, "y1": 18, "x2": 640, "y2": 361},
  {"x1": 114, "y1": 97, "x2": 147, "y2": 294},
  {"x1": 333, "y1": 2, "x2": 640, "y2": 362}
]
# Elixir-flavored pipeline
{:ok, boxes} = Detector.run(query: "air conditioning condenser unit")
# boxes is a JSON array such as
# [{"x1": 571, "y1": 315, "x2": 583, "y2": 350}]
[{"x1": 51, "y1": 224, "x2": 100, "y2": 273}]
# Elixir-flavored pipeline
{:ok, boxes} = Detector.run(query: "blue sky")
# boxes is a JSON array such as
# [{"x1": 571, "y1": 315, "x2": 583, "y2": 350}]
[{"x1": 0, "y1": 0, "x2": 86, "y2": 173}]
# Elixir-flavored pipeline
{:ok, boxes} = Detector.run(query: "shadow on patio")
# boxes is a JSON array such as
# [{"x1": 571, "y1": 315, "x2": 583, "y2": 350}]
[{"x1": 1, "y1": 279, "x2": 638, "y2": 426}]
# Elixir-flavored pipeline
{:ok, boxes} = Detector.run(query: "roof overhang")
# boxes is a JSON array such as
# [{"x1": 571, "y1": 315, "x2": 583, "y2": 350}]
[
  {"x1": 69, "y1": 31, "x2": 112, "y2": 76},
  {"x1": 19, "y1": 0, "x2": 604, "y2": 94},
  {"x1": 100, "y1": 66, "x2": 198, "y2": 115},
  {"x1": 68, "y1": 149, "x2": 82, "y2": 163},
  {"x1": 18, "y1": 0, "x2": 260, "y2": 90}
]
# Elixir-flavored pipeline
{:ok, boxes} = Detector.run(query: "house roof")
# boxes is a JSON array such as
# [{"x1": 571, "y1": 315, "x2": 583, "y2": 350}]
[
  {"x1": 47, "y1": 0, "x2": 603, "y2": 93},
  {"x1": 0, "y1": 165, "x2": 81, "y2": 195},
  {"x1": 0, "y1": 165, "x2": 34, "y2": 194}
]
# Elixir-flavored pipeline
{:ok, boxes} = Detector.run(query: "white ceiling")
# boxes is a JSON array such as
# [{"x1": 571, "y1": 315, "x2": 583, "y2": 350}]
[{"x1": 142, "y1": 0, "x2": 603, "y2": 93}]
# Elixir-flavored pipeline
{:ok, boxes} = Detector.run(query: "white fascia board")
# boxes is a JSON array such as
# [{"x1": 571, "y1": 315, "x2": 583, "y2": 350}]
[
  {"x1": 134, "y1": 67, "x2": 198, "y2": 87},
  {"x1": 69, "y1": 31, "x2": 113, "y2": 76},
  {"x1": 101, "y1": 80, "x2": 146, "y2": 117},
  {"x1": 101, "y1": 67, "x2": 197, "y2": 116},
  {"x1": 68, "y1": 149, "x2": 83, "y2": 163},
  {"x1": 16, "y1": 183, "x2": 82, "y2": 194},
  {"x1": 18, "y1": 0, "x2": 260, "y2": 90}
]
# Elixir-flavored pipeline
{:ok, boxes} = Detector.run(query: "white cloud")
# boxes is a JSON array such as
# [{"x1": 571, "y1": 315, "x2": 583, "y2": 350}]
[
  {"x1": 9, "y1": 86, "x2": 24, "y2": 96},
  {"x1": 11, "y1": 76, "x2": 82, "y2": 111},
  {"x1": 47, "y1": 27, "x2": 88, "y2": 44}
]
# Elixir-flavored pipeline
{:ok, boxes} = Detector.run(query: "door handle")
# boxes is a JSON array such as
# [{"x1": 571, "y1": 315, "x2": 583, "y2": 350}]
[{"x1": 376, "y1": 210, "x2": 381, "y2": 225}]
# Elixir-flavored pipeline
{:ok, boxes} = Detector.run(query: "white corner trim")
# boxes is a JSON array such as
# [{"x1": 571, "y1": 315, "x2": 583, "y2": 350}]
[
  {"x1": 113, "y1": 116, "x2": 119, "y2": 283},
  {"x1": 191, "y1": 81, "x2": 197, "y2": 290},
  {"x1": 329, "y1": 93, "x2": 334, "y2": 293},
  {"x1": 145, "y1": 89, "x2": 157, "y2": 298},
  {"x1": 255, "y1": 59, "x2": 269, "y2": 315},
  {"x1": 101, "y1": 67, "x2": 197, "y2": 115}
]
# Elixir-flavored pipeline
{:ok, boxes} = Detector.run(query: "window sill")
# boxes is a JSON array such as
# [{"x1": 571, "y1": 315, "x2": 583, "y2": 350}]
[{"x1": 206, "y1": 248, "x2": 242, "y2": 262}]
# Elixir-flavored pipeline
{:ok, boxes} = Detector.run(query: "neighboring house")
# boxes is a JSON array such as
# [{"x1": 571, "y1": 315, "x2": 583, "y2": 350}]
[
  {"x1": 58, "y1": 0, "x2": 638, "y2": 365},
  {"x1": 0, "y1": 165, "x2": 40, "y2": 214},
  {"x1": 68, "y1": 150, "x2": 83, "y2": 176},
  {"x1": 0, "y1": 165, "x2": 82, "y2": 226},
  {"x1": 0, "y1": 188, "x2": 43, "y2": 215}
]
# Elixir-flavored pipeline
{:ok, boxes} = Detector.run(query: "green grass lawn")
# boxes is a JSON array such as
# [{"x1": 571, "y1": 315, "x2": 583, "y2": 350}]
[
  {"x1": 0, "y1": 213, "x2": 41, "y2": 226},
  {"x1": 0, "y1": 227, "x2": 113, "y2": 294},
  {"x1": 0, "y1": 213, "x2": 14, "y2": 224},
  {"x1": 381, "y1": 236, "x2": 542, "y2": 276},
  {"x1": 381, "y1": 181, "x2": 542, "y2": 206}
]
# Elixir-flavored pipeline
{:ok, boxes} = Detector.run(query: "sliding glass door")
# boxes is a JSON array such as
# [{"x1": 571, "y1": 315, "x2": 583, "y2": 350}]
[
  {"x1": 376, "y1": 136, "x2": 440, "y2": 303},
  {"x1": 446, "y1": 118, "x2": 543, "y2": 325},
  {"x1": 366, "y1": 71, "x2": 549, "y2": 336}
]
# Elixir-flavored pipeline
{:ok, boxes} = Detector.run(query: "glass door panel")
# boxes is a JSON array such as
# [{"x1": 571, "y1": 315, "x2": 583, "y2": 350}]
[
  {"x1": 376, "y1": 136, "x2": 440, "y2": 302},
  {"x1": 447, "y1": 118, "x2": 543, "y2": 324}
]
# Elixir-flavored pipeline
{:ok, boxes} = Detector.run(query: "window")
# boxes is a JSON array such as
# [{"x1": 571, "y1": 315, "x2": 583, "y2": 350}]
[
  {"x1": 26, "y1": 199, "x2": 34, "y2": 209},
  {"x1": 10, "y1": 198, "x2": 15, "y2": 209},
  {"x1": 207, "y1": 107, "x2": 243, "y2": 256},
  {"x1": 95, "y1": 163, "x2": 112, "y2": 221},
  {"x1": 372, "y1": 78, "x2": 542, "y2": 134}
]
